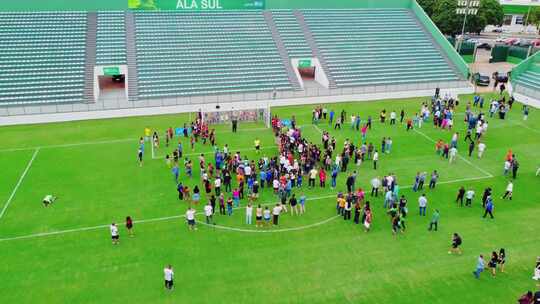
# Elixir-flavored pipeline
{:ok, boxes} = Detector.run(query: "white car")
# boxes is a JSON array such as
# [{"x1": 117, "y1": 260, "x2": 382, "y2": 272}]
[{"x1": 466, "y1": 38, "x2": 479, "y2": 44}]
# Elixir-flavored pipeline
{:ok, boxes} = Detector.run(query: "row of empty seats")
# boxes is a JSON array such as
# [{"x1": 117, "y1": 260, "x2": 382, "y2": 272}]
[
  {"x1": 514, "y1": 63, "x2": 540, "y2": 91},
  {"x1": 96, "y1": 11, "x2": 127, "y2": 66},
  {"x1": 302, "y1": 9, "x2": 460, "y2": 87},
  {"x1": 0, "y1": 12, "x2": 87, "y2": 105},
  {"x1": 133, "y1": 11, "x2": 293, "y2": 99}
]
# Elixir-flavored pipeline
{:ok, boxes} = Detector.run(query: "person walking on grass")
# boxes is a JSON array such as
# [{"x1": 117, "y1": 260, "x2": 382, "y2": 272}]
[
  {"x1": 164, "y1": 265, "x2": 174, "y2": 291},
  {"x1": 456, "y1": 186, "x2": 465, "y2": 207},
  {"x1": 256, "y1": 205, "x2": 263, "y2": 227},
  {"x1": 483, "y1": 197, "x2": 495, "y2": 219},
  {"x1": 465, "y1": 189, "x2": 475, "y2": 207},
  {"x1": 478, "y1": 142, "x2": 486, "y2": 158},
  {"x1": 449, "y1": 233, "x2": 462, "y2": 255},
  {"x1": 428, "y1": 209, "x2": 440, "y2": 231},
  {"x1": 289, "y1": 194, "x2": 299, "y2": 216},
  {"x1": 502, "y1": 181, "x2": 513, "y2": 200},
  {"x1": 473, "y1": 254, "x2": 485, "y2": 279},
  {"x1": 418, "y1": 193, "x2": 427, "y2": 216},
  {"x1": 226, "y1": 197, "x2": 233, "y2": 216},
  {"x1": 246, "y1": 203, "x2": 253, "y2": 225},
  {"x1": 498, "y1": 248, "x2": 506, "y2": 273},
  {"x1": 126, "y1": 216, "x2": 134, "y2": 237},
  {"x1": 299, "y1": 193, "x2": 306, "y2": 214},
  {"x1": 263, "y1": 206, "x2": 271, "y2": 227},
  {"x1": 204, "y1": 203, "x2": 213, "y2": 225},
  {"x1": 186, "y1": 207, "x2": 197, "y2": 231},
  {"x1": 487, "y1": 251, "x2": 499, "y2": 277},
  {"x1": 272, "y1": 204, "x2": 282, "y2": 226},
  {"x1": 449, "y1": 146, "x2": 458, "y2": 164},
  {"x1": 517, "y1": 291, "x2": 534, "y2": 304},
  {"x1": 429, "y1": 170, "x2": 439, "y2": 189},
  {"x1": 371, "y1": 176, "x2": 381, "y2": 197},
  {"x1": 110, "y1": 223, "x2": 119, "y2": 245},
  {"x1": 373, "y1": 150, "x2": 379, "y2": 170}
]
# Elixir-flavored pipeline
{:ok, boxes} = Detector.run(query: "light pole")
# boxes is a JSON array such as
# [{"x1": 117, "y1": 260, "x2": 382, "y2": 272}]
[{"x1": 456, "y1": 0, "x2": 480, "y2": 53}]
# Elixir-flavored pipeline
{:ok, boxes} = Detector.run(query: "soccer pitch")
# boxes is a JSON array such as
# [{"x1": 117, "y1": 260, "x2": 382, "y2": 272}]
[{"x1": 1, "y1": 93, "x2": 539, "y2": 303}]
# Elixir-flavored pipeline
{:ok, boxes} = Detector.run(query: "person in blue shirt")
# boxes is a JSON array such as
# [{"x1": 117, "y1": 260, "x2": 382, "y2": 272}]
[
  {"x1": 329, "y1": 110, "x2": 335, "y2": 125},
  {"x1": 355, "y1": 115, "x2": 361, "y2": 131},
  {"x1": 177, "y1": 183, "x2": 184, "y2": 200},
  {"x1": 259, "y1": 170, "x2": 267, "y2": 189},
  {"x1": 473, "y1": 254, "x2": 485, "y2": 279},
  {"x1": 172, "y1": 165, "x2": 179, "y2": 184},
  {"x1": 177, "y1": 142, "x2": 183, "y2": 158},
  {"x1": 331, "y1": 166, "x2": 338, "y2": 189},
  {"x1": 297, "y1": 174, "x2": 303, "y2": 188},
  {"x1": 483, "y1": 198, "x2": 494, "y2": 219},
  {"x1": 299, "y1": 193, "x2": 306, "y2": 214}
]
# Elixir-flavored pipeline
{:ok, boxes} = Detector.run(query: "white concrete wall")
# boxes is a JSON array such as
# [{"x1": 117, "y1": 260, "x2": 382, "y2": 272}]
[
  {"x1": 0, "y1": 86, "x2": 474, "y2": 126},
  {"x1": 93, "y1": 65, "x2": 128, "y2": 101}
]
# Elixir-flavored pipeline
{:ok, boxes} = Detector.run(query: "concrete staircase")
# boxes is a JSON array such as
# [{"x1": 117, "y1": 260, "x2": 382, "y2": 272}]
[
  {"x1": 83, "y1": 12, "x2": 97, "y2": 103},
  {"x1": 125, "y1": 11, "x2": 139, "y2": 101},
  {"x1": 293, "y1": 10, "x2": 337, "y2": 89},
  {"x1": 263, "y1": 11, "x2": 302, "y2": 91}
]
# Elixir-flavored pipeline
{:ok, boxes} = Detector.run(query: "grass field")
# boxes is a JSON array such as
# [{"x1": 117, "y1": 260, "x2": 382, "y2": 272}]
[{"x1": 1, "y1": 92, "x2": 539, "y2": 303}]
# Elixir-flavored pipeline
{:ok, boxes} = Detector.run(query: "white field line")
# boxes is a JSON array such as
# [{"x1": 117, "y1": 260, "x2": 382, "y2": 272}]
[
  {"x1": 198, "y1": 215, "x2": 340, "y2": 233},
  {"x1": 0, "y1": 148, "x2": 40, "y2": 220},
  {"x1": 512, "y1": 121, "x2": 540, "y2": 135},
  {"x1": 312, "y1": 124, "x2": 324, "y2": 135},
  {"x1": 0, "y1": 127, "x2": 271, "y2": 153},
  {"x1": 413, "y1": 129, "x2": 494, "y2": 178},
  {"x1": 152, "y1": 146, "x2": 279, "y2": 160},
  {"x1": 0, "y1": 174, "x2": 493, "y2": 242}
]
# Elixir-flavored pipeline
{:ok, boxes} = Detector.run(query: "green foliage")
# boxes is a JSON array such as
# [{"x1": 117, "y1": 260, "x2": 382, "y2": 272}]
[
  {"x1": 416, "y1": 0, "x2": 436, "y2": 17},
  {"x1": 527, "y1": 6, "x2": 540, "y2": 28},
  {"x1": 432, "y1": 0, "x2": 503, "y2": 35}
]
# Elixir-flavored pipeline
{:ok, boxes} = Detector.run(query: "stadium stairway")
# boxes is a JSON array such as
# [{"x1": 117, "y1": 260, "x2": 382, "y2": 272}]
[
  {"x1": 83, "y1": 12, "x2": 97, "y2": 103},
  {"x1": 125, "y1": 11, "x2": 139, "y2": 101},
  {"x1": 263, "y1": 11, "x2": 302, "y2": 91},
  {"x1": 294, "y1": 10, "x2": 338, "y2": 89},
  {"x1": 513, "y1": 63, "x2": 540, "y2": 101}
]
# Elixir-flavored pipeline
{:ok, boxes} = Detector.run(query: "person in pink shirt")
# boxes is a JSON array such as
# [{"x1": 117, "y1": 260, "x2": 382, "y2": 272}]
[{"x1": 319, "y1": 168, "x2": 327, "y2": 188}]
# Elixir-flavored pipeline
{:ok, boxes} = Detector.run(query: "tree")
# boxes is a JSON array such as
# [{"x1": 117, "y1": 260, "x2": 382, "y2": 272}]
[
  {"x1": 431, "y1": 0, "x2": 504, "y2": 35},
  {"x1": 417, "y1": 0, "x2": 437, "y2": 17},
  {"x1": 527, "y1": 6, "x2": 540, "y2": 30}
]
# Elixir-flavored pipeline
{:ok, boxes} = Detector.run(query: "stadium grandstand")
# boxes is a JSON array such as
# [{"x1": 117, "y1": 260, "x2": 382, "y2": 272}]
[
  {"x1": 0, "y1": 0, "x2": 476, "y2": 124},
  {"x1": 511, "y1": 51, "x2": 540, "y2": 107}
]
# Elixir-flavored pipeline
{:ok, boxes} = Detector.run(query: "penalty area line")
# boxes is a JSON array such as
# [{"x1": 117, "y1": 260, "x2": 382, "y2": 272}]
[
  {"x1": 0, "y1": 175, "x2": 494, "y2": 242},
  {"x1": 0, "y1": 148, "x2": 40, "y2": 220}
]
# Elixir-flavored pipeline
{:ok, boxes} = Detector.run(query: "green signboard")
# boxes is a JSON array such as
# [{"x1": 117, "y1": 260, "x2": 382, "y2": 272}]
[
  {"x1": 298, "y1": 59, "x2": 312, "y2": 68},
  {"x1": 103, "y1": 67, "x2": 121, "y2": 76},
  {"x1": 129, "y1": 0, "x2": 265, "y2": 10}
]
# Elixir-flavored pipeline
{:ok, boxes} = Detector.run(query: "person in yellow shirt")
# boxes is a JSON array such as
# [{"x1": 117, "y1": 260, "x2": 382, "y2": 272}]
[
  {"x1": 254, "y1": 138, "x2": 261, "y2": 154},
  {"x1": 144, "y1": 127, "x2": 151, "y2": 142},
  {"x1": 337, "y1": 195, "x2": 346, "y2": 215}
]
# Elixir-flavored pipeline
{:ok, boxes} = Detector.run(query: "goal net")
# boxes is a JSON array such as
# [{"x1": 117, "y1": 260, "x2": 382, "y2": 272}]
[{"x1": 202, "y1": 107, "x2": 271, "y2": 128}]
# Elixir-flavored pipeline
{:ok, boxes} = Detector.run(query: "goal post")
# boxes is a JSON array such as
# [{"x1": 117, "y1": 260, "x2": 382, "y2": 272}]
[{"x1": 201, "y1": 106, "x2": 271, "y2": 128}]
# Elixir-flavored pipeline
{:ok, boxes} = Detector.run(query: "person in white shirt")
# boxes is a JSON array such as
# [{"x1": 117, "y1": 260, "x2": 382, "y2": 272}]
[
  {"x1": 164, "y1": 265, "x2": 174, "y2": 290},
  {"x1": 214, "y1": 177, "x2": 221, "y2": 196},
  {"x1": 502, "y1": 181, "x2": 513, "y2": 200},
  {"x1": 503, "y1": 160, "x2": 511, "y2": 176},
  {"x1": 465, "y1": 189, "x2": 475, "y2": 207},
  {"x1": 390, "y1": 111, "x2": 397, "y2": 125},
  {"x1": 186, "y1": 207, "x2": 197, "y2": 230},
  {"x1": 42, "y1": 194, "x2": 57, "y2": 207},
  {"x1": 204, "y1": 203, "x2": 213, "y2": 224},
  {"x1": 418, "y1": 194, "x2": 428, "y2": 216},
  {"x1": 110, "y1": 223, "x2": 119, "y2": 245},
  {"x1": 309, "y1": 168, "x2": 318, "y2": 188},
  {"x1": 246, "y1": 203, "x2": 253, "y2": 225},
  {"x1": 371, "y1": 177, "x2": 381, "y2": 197},
  {"x1": 477, "y1": 142, "x2": 486, "y2": 158},
  {"x1": 373, "y1": 151, "x2": 379, "y2": 170},
  {"x1": 272, "y1": 204, "x2": 282, "y2": 226},
  {"x1": 449, "y1": 147, "x2": 458, "y2": 164}
]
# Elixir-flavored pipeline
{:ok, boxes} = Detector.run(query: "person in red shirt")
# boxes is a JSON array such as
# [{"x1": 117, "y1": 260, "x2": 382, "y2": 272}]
[{"x1": 319, "y1": 168, "x2": 327, "y2": 188}]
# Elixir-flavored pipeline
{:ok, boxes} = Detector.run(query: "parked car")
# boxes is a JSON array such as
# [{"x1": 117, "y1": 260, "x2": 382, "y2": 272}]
[
  {"x1": 492, "y1": 27, "x2": 503, "y2": 33},
  {"x1": 466, "y1": 38, "x2": 479, "y2": 44},
  {"x1": 517, "y1": 39, "x2": 532, "y2": 47},
  {"x1": 532, "y1": 39, "x2": 540, "y2": 47},
  {"x1": 476, "y1": 42, "x2": 492, "y2": 50},
  {"x1": 473, "y1": 73, "x2": 490, "y2": 86},
  {"x1": 504, "y1": 38, "x2": 519, "y2": 45},
  {"x1": 495, "y1": 36, "x2": 507, "y2": 43}
]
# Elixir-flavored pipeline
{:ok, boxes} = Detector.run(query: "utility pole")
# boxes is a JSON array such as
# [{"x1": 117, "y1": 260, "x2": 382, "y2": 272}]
[{"x1": 456, "y1": 0, "x2": 480, "y2": 53}]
